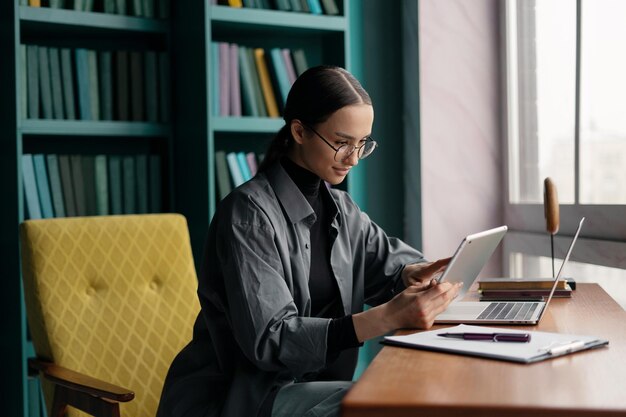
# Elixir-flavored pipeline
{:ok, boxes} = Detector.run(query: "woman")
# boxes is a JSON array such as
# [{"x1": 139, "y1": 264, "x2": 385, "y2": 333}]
[{"x1": 157, "y1": 66, "x2": 461, "y2": 417}]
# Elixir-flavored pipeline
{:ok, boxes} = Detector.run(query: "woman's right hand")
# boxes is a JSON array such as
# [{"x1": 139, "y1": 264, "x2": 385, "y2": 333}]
[
  {"x1": 352, "y1": 280, "x2": 462, "y2": 343},
  {"x1": 384, "y1": 280, "x2": 462, "y2": 330}
]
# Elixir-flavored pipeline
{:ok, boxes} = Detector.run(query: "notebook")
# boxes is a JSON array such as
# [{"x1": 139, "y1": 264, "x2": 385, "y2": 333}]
[{"x1": 434, "y1": 218, "x2": 585, "y2": 325}]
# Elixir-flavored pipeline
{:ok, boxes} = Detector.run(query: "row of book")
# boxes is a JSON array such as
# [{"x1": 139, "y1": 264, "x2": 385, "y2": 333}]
[
  {"x1": 213, "y1": 0, "x2": 340, "y2": 15},
  {"x1": 215, "y1": 150, "x2": 263, "y2": 199},
  {"x1": 24, "y1": 0, "x2": 169, "y2": 18},
  {"x1": 23, "y1": 45, "x2": 170, "y2": 123},
  {"x1": 212, "y1": 43, "x2": 309, "y2": 117},
  {"x1": 22, "y1": 153, "x2": 163, "y2": 220}
]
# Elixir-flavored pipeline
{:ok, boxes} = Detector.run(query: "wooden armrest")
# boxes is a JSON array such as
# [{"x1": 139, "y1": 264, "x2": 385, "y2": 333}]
[{"x1": 29, "y1": 358, "x2": 135, "y2": 403}]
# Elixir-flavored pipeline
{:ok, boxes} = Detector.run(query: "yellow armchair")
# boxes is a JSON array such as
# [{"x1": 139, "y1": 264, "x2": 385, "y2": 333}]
[{"x1": 20, "y1": 214, "x2": 200, "y2": 417}]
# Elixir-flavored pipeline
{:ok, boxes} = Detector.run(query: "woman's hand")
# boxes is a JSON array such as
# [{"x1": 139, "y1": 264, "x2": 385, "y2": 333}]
[
  {"x1": 352, "y1": 280, "x2": 462, "y2": 342},
  {"x1": 402, "y1": 258, "x2": 451, "y2": 287}
]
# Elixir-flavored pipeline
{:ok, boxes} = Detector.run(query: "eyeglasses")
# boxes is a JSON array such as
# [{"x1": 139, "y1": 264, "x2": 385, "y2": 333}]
[{"x1": 303, "y1": 124, "x2": 378, "y2": 162}]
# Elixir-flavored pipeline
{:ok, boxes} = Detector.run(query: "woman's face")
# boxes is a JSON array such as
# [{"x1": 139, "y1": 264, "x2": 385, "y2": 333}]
[{"x1": 289, "y1": 104, "x2": 374, "y2": 185}]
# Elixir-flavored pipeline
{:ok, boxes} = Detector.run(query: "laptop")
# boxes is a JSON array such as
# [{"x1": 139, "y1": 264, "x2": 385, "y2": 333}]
[{"x1": 434, "y1": 217, "x2": 585, "y2": 325}]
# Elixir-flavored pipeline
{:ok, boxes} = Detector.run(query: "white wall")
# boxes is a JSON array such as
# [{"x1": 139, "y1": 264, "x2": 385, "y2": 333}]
[{"x1": 419, "y1": 0, "x2": 504, "y2": 277}]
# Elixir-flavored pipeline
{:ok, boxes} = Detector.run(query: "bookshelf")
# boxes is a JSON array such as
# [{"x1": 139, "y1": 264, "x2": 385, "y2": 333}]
[
  {"x1": 173, "y1": 1, "x2": 363, "y2": 263},
  {"x1": 0, "y1": 1, "x2": 173, "y2": 416}
]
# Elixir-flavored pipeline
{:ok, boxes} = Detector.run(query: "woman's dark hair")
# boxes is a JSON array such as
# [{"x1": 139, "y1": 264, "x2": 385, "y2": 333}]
[{"x1": 257, "y1": 65, "x2": 372, "y2": 172}]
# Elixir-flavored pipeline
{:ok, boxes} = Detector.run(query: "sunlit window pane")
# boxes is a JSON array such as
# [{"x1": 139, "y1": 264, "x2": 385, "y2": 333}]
[
  {"x1": 579, "y1": 0, "x2": 626, "y2": 204},
  {"x1": 509, "y1": 253, "x2": 626, "y2": 309},
  {"x1": 507, "y1": 0, "x2": 576, "y2": 203}
]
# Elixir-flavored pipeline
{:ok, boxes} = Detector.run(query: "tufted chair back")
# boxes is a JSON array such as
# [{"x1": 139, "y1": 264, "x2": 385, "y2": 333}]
[{"x1": 20, "y1": 214, "x2": 200, "y2": 417}]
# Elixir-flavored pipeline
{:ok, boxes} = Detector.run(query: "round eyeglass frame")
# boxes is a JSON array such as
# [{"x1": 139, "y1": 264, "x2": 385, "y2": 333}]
[{"x1": 303, "y1": 124, "x2": 378, "y2": 162}]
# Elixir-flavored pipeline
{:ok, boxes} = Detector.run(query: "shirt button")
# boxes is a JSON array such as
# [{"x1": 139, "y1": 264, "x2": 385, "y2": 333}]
[{"x1": 305, "y1": 243, "x2": 309, "y2": 249}]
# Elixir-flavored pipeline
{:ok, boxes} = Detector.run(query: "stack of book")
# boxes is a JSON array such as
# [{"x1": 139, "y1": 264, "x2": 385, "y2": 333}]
[
  {"x1": 215, "y1": 150, "x2": 262, "y2": 199},
  {"x1": 477, "y1": 277, "x2": 575, "y2": 301}
]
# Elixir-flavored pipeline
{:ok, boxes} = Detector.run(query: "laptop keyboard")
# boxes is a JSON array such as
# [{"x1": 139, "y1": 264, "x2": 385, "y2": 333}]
[{"x1": 477, "y1": 302, "x2": 539, "y2": 321}]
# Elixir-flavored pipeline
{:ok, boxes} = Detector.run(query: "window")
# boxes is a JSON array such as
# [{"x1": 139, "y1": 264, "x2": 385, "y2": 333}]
[{"x1": 503, "y1": 0, "x2": 626, "y2": 306}]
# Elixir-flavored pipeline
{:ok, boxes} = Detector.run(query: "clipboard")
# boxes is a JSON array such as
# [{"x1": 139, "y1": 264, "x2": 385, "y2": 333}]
[{"x1": 383, "y1": 324, "x2": 609, "y2": 363}]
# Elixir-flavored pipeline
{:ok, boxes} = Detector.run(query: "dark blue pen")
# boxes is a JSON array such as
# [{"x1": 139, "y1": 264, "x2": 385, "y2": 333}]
[{"x1": 438, "y1": 332, "x2": 531, "y2": 343}]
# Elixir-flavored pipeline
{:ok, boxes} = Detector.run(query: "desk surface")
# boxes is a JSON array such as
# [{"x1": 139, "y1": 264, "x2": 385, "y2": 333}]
[{"x1": 342, "y1": 284, "x2": 626, "y2": 417}]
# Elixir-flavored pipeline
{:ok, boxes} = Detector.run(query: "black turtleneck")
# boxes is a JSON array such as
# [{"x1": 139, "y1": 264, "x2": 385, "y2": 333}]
[{"x1": 280, "y1": 158, "x2": 361, "y2": 379}]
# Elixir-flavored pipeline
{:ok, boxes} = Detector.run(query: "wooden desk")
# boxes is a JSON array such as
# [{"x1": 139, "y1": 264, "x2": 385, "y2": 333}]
[{"x1": 342, "y1": 284, "x2": 626, "y2": 417}]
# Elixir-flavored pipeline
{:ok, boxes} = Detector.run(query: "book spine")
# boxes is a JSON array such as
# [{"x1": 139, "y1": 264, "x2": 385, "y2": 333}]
[
  {"x1": 26, "y1": 45, "x2": 40, "y2": 119},
  {"x1": 20, "y1": 45, "x2": 27, "y2": 120},
  {"x1": 246, "y1": 152, "x2": 258, "y2": 177},
  {"x1": 33, "y1": 154, "x2": 54, "y2": 218},
  {"x1": 219, "y1": 42, "x2": 231, "y2": 116},
  {"x1": 60, "y1": 48, "x2": 77, "y2": 120},
  {"x1": 135, "y1": 154, "x2": 148, "y2": 214},
  {"x1": 108, "y1": 155, "x2": 123, "y2": 215},
  {"x1": 81, "y1": 156, "x2": 97, "y2": 215},
  {"x1": 236, "y1": 151, "x2": 252, "y2": 181},
  {"x1": 291, "y1": 48, "x2": 309, "y2": 77},
  {"x1": 215, "y1": 150, "x2": 232, "y2": 200},
  {"x1": 130, "y1": 51, "x2": 145, "y2": 121},
  {"x1": 58, "y1": 155, "x2": 77, "y2": 216},
  {"x1": 94, "y1": 155, "x2": 109, "y2": 215},
  {"x1": 87, "y1": 50, "x2": 100, "y2": 120},
  {"x1": 281, "y1": 48, "x2": 298, "y2": 85},
  {"x1": 269, "y1": 47, "x2": 291, "y2": 106},
  {"x1": 48, "y1": 47, "x2": 65, "y2": 119},
  {"x1": 99, "y1": 51, "x2": 114, "y2": 120},
  {"x1": 144, "y1": 51, "x2": 159, "y2": 122},
  {"x1": 225, "y1": 152, "x2": 245, "y2": 187},
  {"x1": 229, "y1": 43, "x2": 241, "y2": 117},
  {"x1": 122, "y1": 155, "x2": 136, "y2": 214},
  {"x1": 211, "y1": 42, "x2": 220, "y2": 116},
  {"x1": 46, "y1": 154, "x2": 66, "y2": 217},
  {"x1": 149, "y1": 154, "x2": 162, "y2": 212},
  {"x1": 70, "y1": 155, "x2": 87, "y2": 216},
  {"x1": 38, "y1": 46, "x2": 53, "y2": 119},
  {"x1": 253, "y1": 48, "x2": 280, "y2": 118},
  {"x1": 116, "y1": 50, "x2": 130, "y2": 121},
  {"x1": 22, "y1": 154, "x2": 42, "y2": 219},
  {"x1": 75, "y1": 48, "x2": 92, "y2": 120},
  {"x1": 246, "y1": 48, "x2": 267, "y2": 117},
  {"x1": 238, "y1": 46, "x2": 259, "y2": 116}
]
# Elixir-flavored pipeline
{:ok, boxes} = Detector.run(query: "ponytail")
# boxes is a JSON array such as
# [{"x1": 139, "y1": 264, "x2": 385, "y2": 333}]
[{"x1": 257, "y1": 124, "x2": 292, "y2": 172}]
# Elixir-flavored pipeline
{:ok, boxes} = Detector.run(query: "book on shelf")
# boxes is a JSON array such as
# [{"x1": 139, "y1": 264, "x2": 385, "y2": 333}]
[
  {"x1": 236, "y1": 152, "x2": 252, "y2": 181},
  {"x1": 46, "y1": 154, "x2": 66, "y2": 217},
  {"x1": 104, "y1": 0, "x2": 116, "y2": 13},
  {"x1": 142, "y1": 0, "x2": 154, "y2": 18},
  {"x1": 116, "y1": 50, "x2": 130, "y2": 121},
  {"x1": 108, "y1": 155, "x2": 123, "y2": 215},
  {"x1": 82, "y1": 156, "x2": 98, "y2": 215},
  {"x1": 320, "y1": 0, "x2": 339, "y2": 15},
  {"x1": 99, "y1": 51, "x2": 114, "y2": 120},
  {"x1": 116, "y1": 0, "x2": 127, "y2": 14},
  {"x1": 60, "y1": 48, "x2": 77, "y2": 120},
  {"x1": 48, "y1": 47, "x2": 65, "y2": 119},
  {"x1": 307, "y1": 0, "x2": 323, "y2": 14},
  {"x1": 215, "y1": 151, "x2": 232, "y2": 200},
  {"x1": 269, "y1": 47, "x2": 291, "y2": 106},
  {"x1": 94, "y1": 155, "x2": 109, "y2": 215},
  {"x1": 219, "y1": 42, "x2": 231, "y2": 117},
  {"x1": 87, "y1": 50, "x2": 100, "y2": 120},
  {"x1": 144, "y1": 51, "x2": 159, "y2": 122},
  {"x1": 211, "y1": 43, "x2": 220, "y2": 116},
  {"x1": 38, "y1": 46, "x2": 54, "y2": 119},
  {"x1": 229, "y1": 44, "x2": 242, "y2": 117},
  {"x1": 291, "y1": 48, "x2": 309, "y2": 77},
  {"x1": 33, "y1": 154, "x2": 54, "y2": 218},
  {"x1": 135, "y1": 154, "x2": 149, "y2": 214},
  {"x1": 122, "y1": 155, "x2": 136, "y2": 214},
  {"x1": 130, "y1": 51, "x2": 144, "y2": 121},
  {"x1": 149, "y1": 154, "x2": 162, "y2": 213},
  {"x1": 238, "y1": 46, "x2": 260, "y2": 117},
  {"x1": 246, "y1": 152, "x2": 258, "y2": 177},
  {"x1": 158, "y1": 52, "x2": 171, "y2": 122},
  {"x1": 58, "y1": 155, "x2": 77, "y2": 217},
  {"x1": 75, "y1": 48, "x2": 92, "y2": 119},
  {"x1": 26, "y1": 45, "x2": 39, "y2": 119},
  {"x1": 20, "y1": 45, "x2": 27, "y2": 119},
  {"x1": 246, "y1": 47, "x2": 267, "y2": 117},
  {"x1": 253, "y1": 48, "x2": 280, "y2": 118},
  {"x1": 281, "y1": 48, "x2": 297, "y2": 85},
  {"x1": 225, "y1": 152, "x2": 245, "y2": 187},
  {"x1": 70, "y1": 155, "x2": 87, "y2": 215},
  {"x1": 22, "y1": 154, "x2": 42, "y2": 220}
]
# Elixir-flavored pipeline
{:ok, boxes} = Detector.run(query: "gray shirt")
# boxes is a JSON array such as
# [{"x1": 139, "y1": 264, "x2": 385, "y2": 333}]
[{"x1": 157, "y1": 161, "x2": 425, "y2": 417}]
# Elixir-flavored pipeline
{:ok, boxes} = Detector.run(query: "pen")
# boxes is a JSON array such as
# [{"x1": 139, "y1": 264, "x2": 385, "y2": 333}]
[{"x1": 438, "y1": 332, "x2": 531, "y2": 343}]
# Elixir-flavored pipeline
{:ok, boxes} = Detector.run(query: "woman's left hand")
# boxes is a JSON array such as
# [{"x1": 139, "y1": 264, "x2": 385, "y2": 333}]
[{"x1": 402, "y1": 258, "x2": 451, "y2": 288}]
